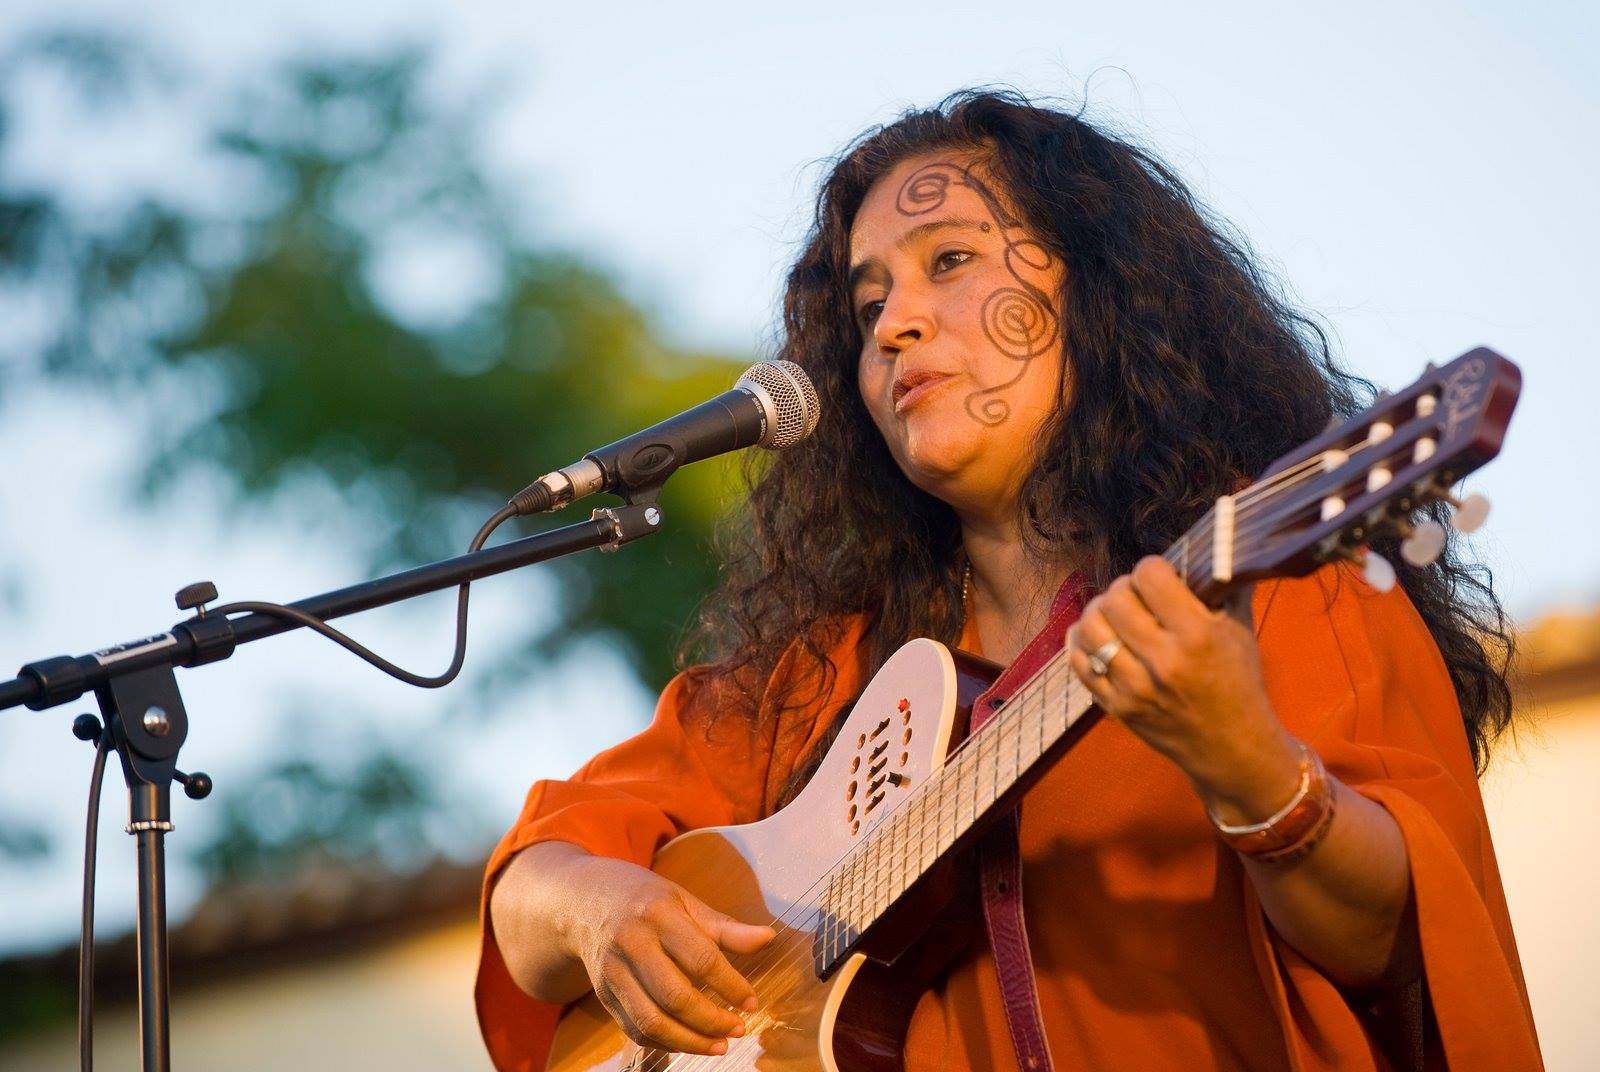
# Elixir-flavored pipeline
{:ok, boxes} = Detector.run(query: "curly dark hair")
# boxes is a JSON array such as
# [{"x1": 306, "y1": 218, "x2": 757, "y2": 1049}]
[{"x1": 682, "y1": 89, "x2": 1513, "y2": 772}]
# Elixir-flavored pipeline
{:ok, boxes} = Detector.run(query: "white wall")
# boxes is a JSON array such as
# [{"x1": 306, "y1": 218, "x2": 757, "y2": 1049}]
[
  {"x1": 0, "y1": 921, "x2": 490, "y2": 1072},
  {"x1": 1482, "y1": 700, "x2": 1600, "y2": 1072}
]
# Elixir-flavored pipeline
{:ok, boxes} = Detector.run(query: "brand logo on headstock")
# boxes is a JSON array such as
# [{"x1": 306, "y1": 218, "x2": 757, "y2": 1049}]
[{"x1": 1442, "y1": 356, "x2": 1487, "y2": 442}]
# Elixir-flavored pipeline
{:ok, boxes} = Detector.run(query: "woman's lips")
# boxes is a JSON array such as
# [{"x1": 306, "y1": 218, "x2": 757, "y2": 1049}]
[{"x1": 894, "y1": 373, "x2": 955, "y2": 414}]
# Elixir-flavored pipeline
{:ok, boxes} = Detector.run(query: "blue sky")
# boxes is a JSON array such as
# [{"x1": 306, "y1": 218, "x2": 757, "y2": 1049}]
[{"x1": 1, "y1": 1, "x2": 1597, "y2": 951}]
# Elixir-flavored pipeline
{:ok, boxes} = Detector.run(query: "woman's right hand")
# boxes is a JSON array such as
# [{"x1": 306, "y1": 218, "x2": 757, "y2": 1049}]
[{"x1": 490, "y1": 841, "x2": 777, "y2": 1056}]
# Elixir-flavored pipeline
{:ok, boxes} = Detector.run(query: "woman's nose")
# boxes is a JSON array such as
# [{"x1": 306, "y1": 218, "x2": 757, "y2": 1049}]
[{"x1": 872, "y1": 283, "x2": 936, "y2": 354}]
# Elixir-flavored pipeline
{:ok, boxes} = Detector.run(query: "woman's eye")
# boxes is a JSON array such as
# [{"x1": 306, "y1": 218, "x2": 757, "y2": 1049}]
[
  {"x1": 934, "y1": 249, "x2": 973, "y2": 273},
  {"x1": 857, "y1": 300, "x2": 884, "y2": 326}
]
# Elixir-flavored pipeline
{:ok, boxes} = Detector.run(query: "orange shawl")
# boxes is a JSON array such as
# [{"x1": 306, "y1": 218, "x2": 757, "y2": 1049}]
[{"x1": 475, "y1": 564, "x2": 1541, "y2": 1070}]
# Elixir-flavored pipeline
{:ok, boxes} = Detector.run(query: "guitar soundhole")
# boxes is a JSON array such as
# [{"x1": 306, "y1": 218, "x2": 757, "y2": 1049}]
[{"x1": 846, "y1": 704, "x2": 914, "y2": 833}]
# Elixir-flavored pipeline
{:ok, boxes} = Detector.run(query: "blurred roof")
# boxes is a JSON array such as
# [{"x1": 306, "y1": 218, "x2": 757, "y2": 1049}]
[
  {"x1": 2, "y1": 856, "x2": 479, "y2": 1004},
  {"x1": 1514, "y1": 605, "x2": 1600, "y2": 707}
]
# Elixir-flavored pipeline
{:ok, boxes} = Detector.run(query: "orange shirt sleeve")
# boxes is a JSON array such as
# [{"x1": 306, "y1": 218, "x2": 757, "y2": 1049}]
[
  {"x1": 1251, "y1": 565, "x2": 1542, "y2": 1071},
  {"x1": 473, "y1": 667, "x2": 770, "y2": 1072},
  {"x1": 474, "y1": 620, "x2": 869, "y2": 1072}
]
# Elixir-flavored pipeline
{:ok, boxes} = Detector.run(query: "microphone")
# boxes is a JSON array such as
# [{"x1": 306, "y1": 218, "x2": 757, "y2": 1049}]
[{"x1": 510, "y1": 360, "x2": 820, "y2": 515}]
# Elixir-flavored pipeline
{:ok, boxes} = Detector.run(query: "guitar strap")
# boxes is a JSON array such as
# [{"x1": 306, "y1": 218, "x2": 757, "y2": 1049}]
[{"x1": 969, "y1": 574, "x2": 1090, "y2": 1072}]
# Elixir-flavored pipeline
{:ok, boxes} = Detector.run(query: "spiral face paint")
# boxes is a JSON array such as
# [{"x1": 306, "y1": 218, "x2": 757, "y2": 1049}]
[{"x1": 890, "y1": 161, "x2": 1061, "y2": 426}]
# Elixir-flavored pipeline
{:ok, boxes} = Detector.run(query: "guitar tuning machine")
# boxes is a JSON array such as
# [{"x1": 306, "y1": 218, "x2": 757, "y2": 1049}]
[
  {"x1": 1442, "y1": 491, "x2": 1491, "y2": 534},
  {"x1": 1326, "y1": 542, "x2": 1398, "y2": 593},
  {"x1": 1400, "y1": 521, "x2": 1447, "y2": 567},
  {"x1": 1361, "y1": 549, "x2": 1397, "y2": 592}
]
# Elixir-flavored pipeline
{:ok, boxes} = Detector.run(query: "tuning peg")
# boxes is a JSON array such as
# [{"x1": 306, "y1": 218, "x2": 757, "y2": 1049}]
[
  {"x1": 1362, "y1": 550, "x2": 1397, "y2": 592},
  {"x1": 1444, "y1": 492, "x2": 1490, "y2": 534},
  {"x1": 1400, "y1": 520, "x2": 1448, "y2": 567}
]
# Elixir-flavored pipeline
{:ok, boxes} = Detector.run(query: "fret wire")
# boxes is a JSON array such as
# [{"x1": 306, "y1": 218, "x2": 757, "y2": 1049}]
[
  {"x1": 960, "y1": 739, "x2": 972, "y2": 832},
  {"x1": 883, "y1": 809, "x2": 899, "y2": 906},
  {"x1": 870, "y1": 818, "x2": 888, "y2": 919},
  {"x1": 875, "y1": 812, "x2": 889, "y2": 913},
  {"x1": 921, "y1": 761, "x2": 934, "y2": 876},
  {"x1": 849, "y1": 835, "x2": 867, "y2": 942},
  {"x1": 960, "y1": 729, "x2": 972, "y2": 832},
  {"x1": 982, "y1": 714, "x2": 995, "y2": 811},
  {"x1": 972, "y1": 721, "x2": 986, "y2": 816},
  {"x1": 838, "y1": 860, "x2": 850, "y2": 953},
  {"x1": 820, "y1": 872, "x2": 832, "y2": 962},
  {"x1": 891, "y1": 805, "x2": 908, "y2": 901},
  {"x1": 1011, "y1": 704, "x2": 1029, "y2": 787},
  {"x1": 876, "y1": 818, "x2": 893, "y2": 918},
  {"x1": 883, "y1": 811, "x2": 897, "y2": 900},
  {"x1": 839, "y1": 840, "x2": 855, "y2": 948},
  {"x1": 1006, "y1": 703, "x2": 1020, "y2": 784},
  {"x1": 1012, "y1": 689, "x2": 1024, "y2": 787},
  {"x1": 831, "y1": 849, "x2": 846, "y2": 955},
  {"x1": 964, "y1": 740, "x2": 978, "y2": 831},
  {"x1": 937, "y1": 740, "x2": 952, "y2": 857}
]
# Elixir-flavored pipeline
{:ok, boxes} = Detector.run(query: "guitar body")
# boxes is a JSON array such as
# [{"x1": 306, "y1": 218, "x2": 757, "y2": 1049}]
[{"x1": 547, "y1": 638, "x2": 998, "y2": 1072}]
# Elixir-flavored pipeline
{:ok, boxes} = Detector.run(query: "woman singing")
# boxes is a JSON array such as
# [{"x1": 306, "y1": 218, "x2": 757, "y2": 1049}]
[{"x1": 477, "y1": 91, "x2": 1541, "y2": 1071}]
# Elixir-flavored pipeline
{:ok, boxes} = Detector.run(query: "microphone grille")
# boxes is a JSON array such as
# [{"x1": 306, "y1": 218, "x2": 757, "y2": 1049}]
[{"x1": 738, "y1": 360, "x2": 821, "y2": 449}]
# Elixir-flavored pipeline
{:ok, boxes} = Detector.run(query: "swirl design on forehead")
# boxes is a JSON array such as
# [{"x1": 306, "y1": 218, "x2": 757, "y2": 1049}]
[
  {"x1": 896, "y1": 168, "x2": 953, "y2": 216},
  {"x1": 892, "y1": 161, "x2": 1059, "y2": 426}
]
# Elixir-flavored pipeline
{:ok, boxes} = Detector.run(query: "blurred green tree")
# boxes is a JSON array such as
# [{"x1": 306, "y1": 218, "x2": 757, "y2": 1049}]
[{"x1": 0, "y1": 31, "x2": 744, "y2": 697}]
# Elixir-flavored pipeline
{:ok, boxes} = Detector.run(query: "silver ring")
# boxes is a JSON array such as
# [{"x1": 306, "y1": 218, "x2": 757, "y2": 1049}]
[{"x1": 1087, "y1": 640, "x2": 1123, "y2": 677}]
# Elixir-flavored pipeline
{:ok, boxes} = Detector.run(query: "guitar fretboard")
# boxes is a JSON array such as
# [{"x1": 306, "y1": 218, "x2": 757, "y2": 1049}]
[{"x1": 811, "y1": 529, "x2": 1213, "y2": 974}]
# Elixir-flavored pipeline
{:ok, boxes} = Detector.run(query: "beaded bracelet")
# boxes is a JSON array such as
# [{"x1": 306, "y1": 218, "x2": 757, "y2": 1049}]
[{"x1": 1207, "y1": 741, "x2": 1336, "y2": 864}]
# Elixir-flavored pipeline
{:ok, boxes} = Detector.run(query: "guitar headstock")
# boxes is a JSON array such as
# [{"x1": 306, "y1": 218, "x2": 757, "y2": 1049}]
[{"x1": 1187, "y1": 347, "x2": 1520, "y2": 602}]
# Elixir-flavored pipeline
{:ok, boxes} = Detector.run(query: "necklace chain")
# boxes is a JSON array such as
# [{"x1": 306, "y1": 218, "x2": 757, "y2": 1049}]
[{"x1": 961, "y1": 561, "x2": 973, "y2": 625}]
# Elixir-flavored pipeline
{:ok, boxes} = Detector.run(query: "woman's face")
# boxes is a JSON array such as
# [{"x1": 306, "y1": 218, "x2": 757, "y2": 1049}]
[{"x1": 851, "y1": 152, "x2": 1068, "y2": 521}]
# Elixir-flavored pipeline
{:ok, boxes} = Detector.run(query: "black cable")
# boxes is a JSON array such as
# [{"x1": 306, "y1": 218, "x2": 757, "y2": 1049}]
[
  {"x1": 79, "y1": 723, "x2": 110, "y2": 1072},
  {"x1": 204, "y1": 503, "x2": 517, "y2": 689}
]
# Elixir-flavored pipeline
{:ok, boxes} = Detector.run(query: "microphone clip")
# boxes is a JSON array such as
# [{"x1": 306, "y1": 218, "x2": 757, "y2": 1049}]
[{"x1": 592, "y1": 497, "x2": 665, "y2": 553}]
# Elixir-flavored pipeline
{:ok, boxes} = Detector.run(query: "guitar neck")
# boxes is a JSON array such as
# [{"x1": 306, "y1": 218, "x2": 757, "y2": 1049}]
[{"x1": 815, "y1": 532, "x2": 1213, "y2": 974}]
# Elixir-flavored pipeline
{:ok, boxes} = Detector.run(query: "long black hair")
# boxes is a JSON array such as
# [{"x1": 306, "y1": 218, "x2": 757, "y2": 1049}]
[{"x1": 683, "y1": 89, "x2": 1512, "y2": 771}]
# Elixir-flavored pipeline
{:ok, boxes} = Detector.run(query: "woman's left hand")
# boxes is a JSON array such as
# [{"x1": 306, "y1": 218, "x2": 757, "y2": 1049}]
[{"x1": 1067, "y1": 555, "x2": 1302, "y2": 821}]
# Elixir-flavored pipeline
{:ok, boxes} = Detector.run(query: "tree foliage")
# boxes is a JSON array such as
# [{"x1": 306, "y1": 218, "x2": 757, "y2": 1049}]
[{"x1": 0, "y1": 33, "x2": 746, "y2": 692}]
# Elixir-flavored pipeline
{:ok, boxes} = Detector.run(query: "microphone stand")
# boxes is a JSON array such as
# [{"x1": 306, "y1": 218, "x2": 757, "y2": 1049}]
[{"x1": 1, "y1": 496, "x2": 666, "y2": 1072}]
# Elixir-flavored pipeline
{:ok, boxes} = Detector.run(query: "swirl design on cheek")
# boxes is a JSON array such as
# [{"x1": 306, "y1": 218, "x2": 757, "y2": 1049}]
[
  {"x1": 982, "y1": 287, "x2": 1056, "y2": 358},
  {"x1": 892, "y1": 161, "x2": 1060, "y2": 426}
]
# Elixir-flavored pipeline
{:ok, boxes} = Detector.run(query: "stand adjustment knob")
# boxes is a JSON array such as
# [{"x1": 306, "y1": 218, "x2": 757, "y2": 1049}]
[
  {"x1": 176, "y1": 770, "x2": 213, "y2": 800},
  {"x1": 175, "y1": 581, "x2": 219, "y2": 617},
  {"x1": 72, "y1": 712, "x2": 102, "y2": 742}
]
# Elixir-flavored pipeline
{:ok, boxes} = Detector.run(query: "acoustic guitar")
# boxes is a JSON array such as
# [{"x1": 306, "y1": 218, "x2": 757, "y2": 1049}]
[{"x1": 547, "y1": 347, "x2": 1521, "y2": 1072}]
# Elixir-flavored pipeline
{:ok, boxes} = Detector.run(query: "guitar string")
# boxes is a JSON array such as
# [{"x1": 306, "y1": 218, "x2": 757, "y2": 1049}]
[
  {"x1": 632, "y1": 441, "x2": 1387, "y2": 1068},
  {"x1": 632, "y1": 452, "x2": 1350, "y2": 1071},
  {"x1": 1166, "y1": 425, "x2": 1398, "y2": 574}
]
